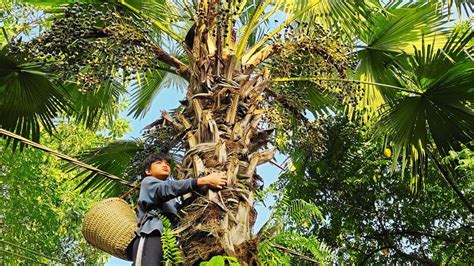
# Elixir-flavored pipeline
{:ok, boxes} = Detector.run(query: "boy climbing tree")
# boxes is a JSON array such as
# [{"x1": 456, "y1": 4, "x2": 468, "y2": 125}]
[{"x1": 128, "y1": 153, "x2": 227, "y2": 265}]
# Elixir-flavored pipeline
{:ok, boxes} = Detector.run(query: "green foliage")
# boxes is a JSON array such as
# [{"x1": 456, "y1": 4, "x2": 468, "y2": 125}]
[
  {"x1": 70, "y1": 124, "x2": 180, "y2": 197},
  {"x1": 72, "y1": 139, "x2": 143, "y2": 196},
  {"x1": 256, "y1": 188, "x2": 333, "y2": 265},
  {"x1": 258, "y1": 231, "x2": 334, "y2": 266},
  {"x1": 0, "y1": 1, "x2": 49, "y2": 47},
  {"x1": 1, "y1": 0, "x2": 472, "y2": 264},
  {"x1": 279, "y1": 117, "x2": 473, "y2": 264},
  {"x1": 351, "y1": 0, "x2": 447, "y2": 122},
  {"x1": 156, "y1": 214, "x2": 184, "y2": 265},
  {"x1": 0, "y1": 46, "x2": 71, "y2": 147},
  {"x1": 376, "y1": 28, "x2": 473, "y2": 184},
  {"x1": 442, "y1": 141, "x2": 474, "y2": 178},
  {"x1": 199, "y1": 255, "x2": 239, "y2": 266},
  {"x1": 0, "y1": 118, "x2": 129, "y2": 263}
]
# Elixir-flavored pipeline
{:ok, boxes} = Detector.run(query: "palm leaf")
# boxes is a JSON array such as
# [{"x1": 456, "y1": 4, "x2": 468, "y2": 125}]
[
  {"x1": 441, "y1": 0, "x2": 473, "y2": 20},
  {"x1": 117, "y1": 0, "x2": 183, "y2": 42},
  {"x1": 353, "y1": 1, "x2": 448, "y2": 122},
  {"x1": 68, "y1": 79, "x2": 126, "y2": 129},
  {"x1": 128, "y1": 69, "x2": 187, "y2": 119},
  {"x1": 0, "y1": 47, "x2": 71, "y2": 149},
  {"x1": 72, "y1": 139, "x2": 143, "y2": 196},
  {"x1": 376, "y1": 29, "x2": 474, "y2": 184},
  {"x1": 298, "y1": 0, "x2": 379, "y2": 34},
  {"x1": 128, "y1": 70, "x2": 167, "y2": 119}
]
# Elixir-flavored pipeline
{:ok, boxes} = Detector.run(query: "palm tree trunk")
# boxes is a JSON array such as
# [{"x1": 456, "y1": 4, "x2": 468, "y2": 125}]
[
  {"x1": 156, "y1": 2, "x2": 278, "y2": 263},
  {"x1": 172, "y1": 66, "x2": 273, "y2": 264}
]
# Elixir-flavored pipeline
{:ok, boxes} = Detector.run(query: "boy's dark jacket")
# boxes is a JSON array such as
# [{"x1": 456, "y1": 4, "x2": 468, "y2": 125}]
[{"x1": 136, "y1": 176, "x2": 199, "y2": 236}]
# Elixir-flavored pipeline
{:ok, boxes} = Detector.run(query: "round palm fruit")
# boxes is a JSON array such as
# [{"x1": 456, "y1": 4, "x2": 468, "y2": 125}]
[{"x1": 384, "y1": 148, "x2": 392, "y2": 158}]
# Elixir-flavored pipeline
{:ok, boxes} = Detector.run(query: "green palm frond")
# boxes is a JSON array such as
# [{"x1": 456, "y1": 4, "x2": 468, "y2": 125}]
[
  {"x1": 128, "y1": 68, "x2": 187, "y2": 119},
  {"x1": 257, "y1": 191, "x2": 331, "y2": 264},
  {"x1": 117, "y1": 0, "x2": 183, "y2": 42},
  {"x1": 0, "y1": 47, "x2": 71, "y2": 149},
  {"x1": 258, "y1": 231, "x2": 334, "y2": 265},
  {"x1": 353, "y1": 0, "x2": 448, "y2": 123},
  {"x1": 377, "y1": 29, "x2": 474, "y2": 185},
  {"x1": 299, "y1": 0, "x2": 379, "y2": 34},
  {"x1": 72, "y1": 139, "x2": 143, "y2": 196},
  {"x1": 69, "y1": 79, "x2": 126, "y2": 129},
  {"x1": 128, "y1": 70, "x2": 167, "y2": 119}
]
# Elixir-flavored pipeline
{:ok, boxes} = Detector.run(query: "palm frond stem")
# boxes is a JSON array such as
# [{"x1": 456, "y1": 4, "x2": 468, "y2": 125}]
[
  {"x1": 1, "y1": 27, "x2": 9, "y2": 44},
  {"x1": 269, "y1": 160, "x2": 285, "y2": 171},
  {"x1": 0, "y1": 128, "x2": 133, "y2": 188},
  {"x1": 271, "y1": 77, "x2": 422, "y2": 95},
  {"x1": 146, "y1": 44, "x2": 190, "y2": 80},
  {"x1": 242, "y1": 2, "x2": 319, "y2": 62}
]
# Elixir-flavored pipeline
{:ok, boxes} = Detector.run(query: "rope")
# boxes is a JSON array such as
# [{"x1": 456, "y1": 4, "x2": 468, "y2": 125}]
[
  {"x1": 0, "y1": 239, "x2": 68, "y2": 264},
  {"x1": 0, "y1": 128, "x2": 133, "y2": 188},
  {"x1": 0, "y1": 248, "x2": 48, "y2": 265}
]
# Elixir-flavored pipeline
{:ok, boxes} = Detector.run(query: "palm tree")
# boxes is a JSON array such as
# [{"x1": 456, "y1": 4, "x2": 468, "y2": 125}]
[{"x1": 1, "y1": 0, "x2": 472, "y2": 263}]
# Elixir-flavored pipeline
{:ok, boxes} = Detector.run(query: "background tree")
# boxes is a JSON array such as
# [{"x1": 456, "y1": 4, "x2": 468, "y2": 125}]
[
  {"x1": 278, "y1": 117, "x2": 473, "y2": 264},
  {"x1": 0, "y1": 114, "x2": 130, "y2": 264}
]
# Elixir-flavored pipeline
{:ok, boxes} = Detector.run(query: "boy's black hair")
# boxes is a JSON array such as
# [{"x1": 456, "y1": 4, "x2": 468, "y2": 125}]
[{"x1": 141, "y1": 153, "x2": 171, "y2": 178}]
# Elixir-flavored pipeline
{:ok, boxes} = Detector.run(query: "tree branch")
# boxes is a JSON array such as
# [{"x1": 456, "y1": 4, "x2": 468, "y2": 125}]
[
  {"x1": 393, "y1": 247, "x2": 438, "y2": 265},
  {"x1": 146, "y1": 44, "x2": 190, "y2": 80},
  {"x1": 359, "y1": 245, "x2": 394, "y2": 265},
  {"x1": 372, "y1": 229, "x2": 458, "y2": 243},
  {"x1": 427, "y1": 149, "x2": 474, "y2": 215}
]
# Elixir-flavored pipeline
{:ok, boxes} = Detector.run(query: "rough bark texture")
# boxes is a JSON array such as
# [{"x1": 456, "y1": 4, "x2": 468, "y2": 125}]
[
  {"x1": 159, "y1": 2, "x2": 275, "y2": 264},
  {"x1": 174, "y1": 69, "x2": 273, "y2": 264}
]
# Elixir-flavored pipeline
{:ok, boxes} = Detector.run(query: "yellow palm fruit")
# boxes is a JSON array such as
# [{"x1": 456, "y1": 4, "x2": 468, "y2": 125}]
[{"x1": 383, "y1": 148, "x2": 392, "y2": 158}]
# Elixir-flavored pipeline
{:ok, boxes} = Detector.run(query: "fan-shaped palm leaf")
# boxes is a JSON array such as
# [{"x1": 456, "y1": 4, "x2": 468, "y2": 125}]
[
  {"x1": 353, "y1": 1, "x2": 448, "y2": 123},
  {"x1": 68, "y1": 79, "x2": 126, "y2": 129},
  {"x1": 0, "y1": 47, "x2": 71, "y2": 148},
  {"x1": 377, "y1": 29, "x2": 473, "y2": 184},
  {"x1": 297, "y1": 0, "x2": 379, "y2": 34}
]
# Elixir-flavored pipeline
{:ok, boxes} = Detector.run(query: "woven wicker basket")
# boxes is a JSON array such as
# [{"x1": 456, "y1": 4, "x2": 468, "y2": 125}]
[{"x1": 82, "y1": 197, "x2": 137, "y2": 261}]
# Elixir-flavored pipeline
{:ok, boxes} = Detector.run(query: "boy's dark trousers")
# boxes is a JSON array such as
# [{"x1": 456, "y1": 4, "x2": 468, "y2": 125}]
[{"x1": 127, "y1": 231, "x2": 162, "y2": 266}]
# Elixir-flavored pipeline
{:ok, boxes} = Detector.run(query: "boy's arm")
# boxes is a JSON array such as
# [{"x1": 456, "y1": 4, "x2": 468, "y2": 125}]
[
  {"x1": 143, "y1": 177, "x2": 198, "y2": 203},
  {"x1": 141, "y1": 173, "x2": 227, "y2": 204}
]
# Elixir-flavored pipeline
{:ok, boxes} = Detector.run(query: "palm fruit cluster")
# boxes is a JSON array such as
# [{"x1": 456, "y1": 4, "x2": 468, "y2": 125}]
[
  {"x1": 259, "y1": 22, "x2": 360, "y2": 159},
  {"x1": 9, "y1": 2, "x2": 159, "y2": 92},
  {"x1": 267, "y1": 21, "x2": 363, "y2": 109}
]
